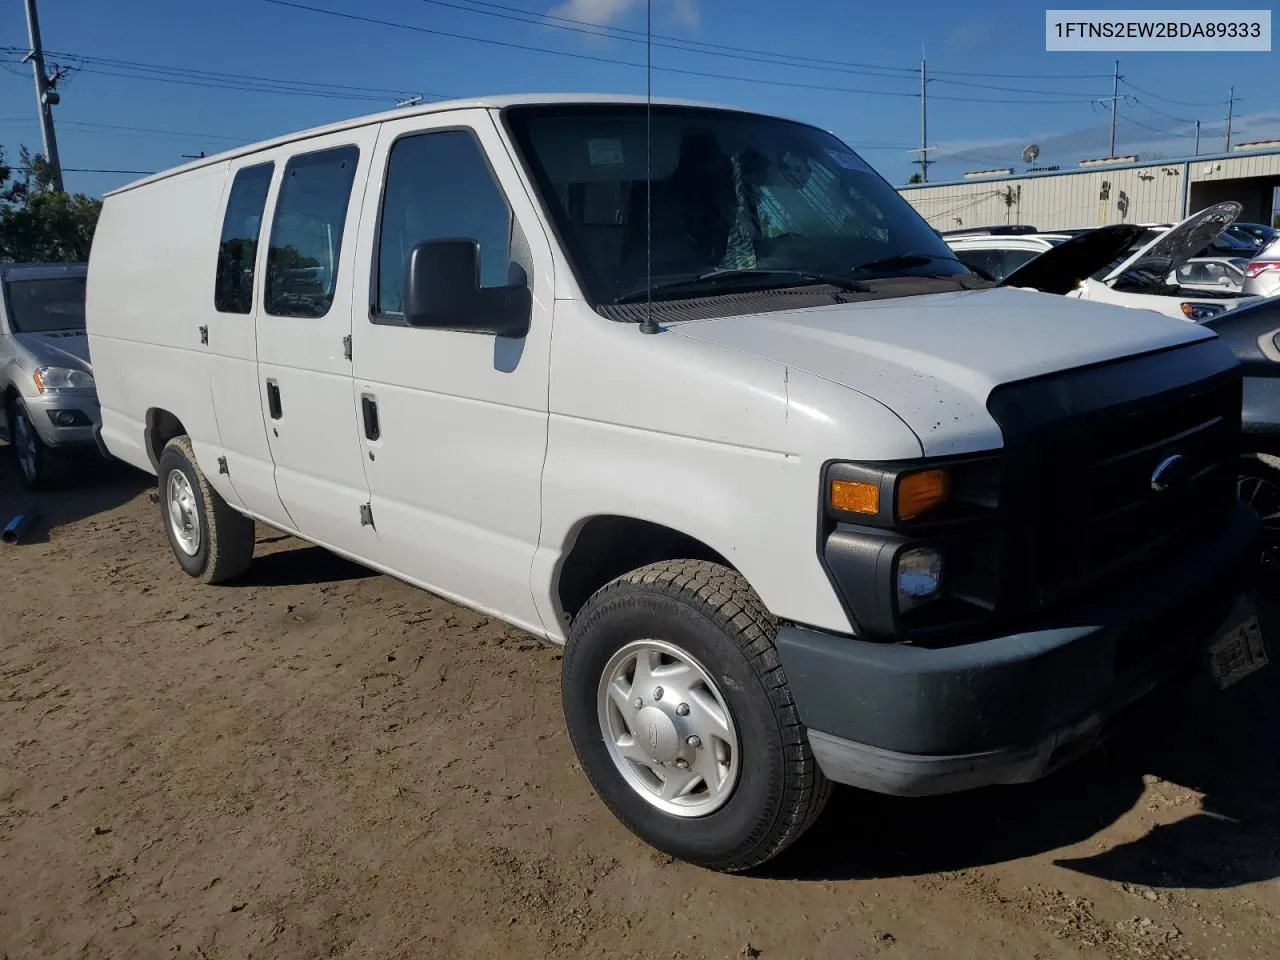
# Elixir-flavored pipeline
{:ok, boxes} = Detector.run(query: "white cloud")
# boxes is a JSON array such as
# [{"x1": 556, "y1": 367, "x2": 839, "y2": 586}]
[
  {"x1": 546, "y1": 0, "x2": 700, "y2": 29},
  {"x1": 549, "y1": 0, "x2": 635, "y2": 27}
]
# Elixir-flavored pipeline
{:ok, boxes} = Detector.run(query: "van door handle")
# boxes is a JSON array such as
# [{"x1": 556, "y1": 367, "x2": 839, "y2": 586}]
[
  {"x1": 266, "y1": 379, "x2": 282, "y2": 420},
  {"x1": 361, "y1": 394, "x2": 380, "y2": 441}
]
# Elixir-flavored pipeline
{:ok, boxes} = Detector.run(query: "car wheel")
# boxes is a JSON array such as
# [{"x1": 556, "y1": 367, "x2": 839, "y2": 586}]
[
  {"x1": 561, "y1": 559, "x2": 832, "y2": 872},
  {"x1": 158, "y1": 435, "x2": 255, "y2": 584},
  {"x1": 7, "y1": 400, "x2": 56, "y2": 490}
]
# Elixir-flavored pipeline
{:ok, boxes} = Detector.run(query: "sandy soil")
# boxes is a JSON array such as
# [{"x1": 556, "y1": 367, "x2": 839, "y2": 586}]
[{"x1": 2, "y1": 449, "x2": 1278, "y2": 960}]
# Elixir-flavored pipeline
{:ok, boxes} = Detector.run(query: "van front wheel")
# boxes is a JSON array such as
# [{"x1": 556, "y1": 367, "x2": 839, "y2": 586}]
[
  {"x1": 157, "y1": 436, "x2": 255, "y2": 584},
  {"x1": 561, "y1": 560, "x2": 831, "y2": 872}
]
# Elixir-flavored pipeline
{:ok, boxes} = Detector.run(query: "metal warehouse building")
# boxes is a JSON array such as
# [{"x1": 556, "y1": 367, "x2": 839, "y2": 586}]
[{"x1": 899, "y1": 143, "x2": 1280, "y2": 232}]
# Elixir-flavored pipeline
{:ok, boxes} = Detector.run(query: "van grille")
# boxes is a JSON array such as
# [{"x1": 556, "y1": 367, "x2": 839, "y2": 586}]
[{"x1": 1029, "y1": 375, "x2": 1239, "y2": 603}]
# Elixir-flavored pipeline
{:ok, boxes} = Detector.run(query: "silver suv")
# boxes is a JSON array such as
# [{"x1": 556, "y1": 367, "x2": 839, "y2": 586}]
[{"x1": 1, "y1": 262, "x2": 101, "y2": 488}]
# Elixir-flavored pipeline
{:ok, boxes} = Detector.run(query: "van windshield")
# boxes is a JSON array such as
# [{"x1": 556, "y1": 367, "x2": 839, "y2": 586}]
[
  {"x1": 3, "y1": 276, "x2": 87, "y2": 333},
  {"x1": 503, "y1": 104, "x2": 969, "y2": 306}
]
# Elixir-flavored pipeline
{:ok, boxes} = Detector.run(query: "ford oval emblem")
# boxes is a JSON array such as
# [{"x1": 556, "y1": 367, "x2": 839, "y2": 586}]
[{"x1": 1150, "y1": 453, "x2": 1190, "y2": 495}]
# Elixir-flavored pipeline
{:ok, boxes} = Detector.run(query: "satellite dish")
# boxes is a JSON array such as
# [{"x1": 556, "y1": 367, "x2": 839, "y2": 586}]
[{"x1": 1022, "y1": 143, "x2": 1041, "y2": 164}]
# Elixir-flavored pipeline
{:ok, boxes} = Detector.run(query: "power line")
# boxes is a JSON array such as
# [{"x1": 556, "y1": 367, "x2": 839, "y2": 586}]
[
  {"x1": 440, "y1": 0, "x2": 1114, "y2": 80},
  {"x1": 1119, "y1": 78, "x2": 1223, "y2": 108},
  {"x1": 2, "y1": 47, "x2": 438, "y2": 103},
  {"x1": 261, "y1": 0, "x2": 1111, "y2": 105}
]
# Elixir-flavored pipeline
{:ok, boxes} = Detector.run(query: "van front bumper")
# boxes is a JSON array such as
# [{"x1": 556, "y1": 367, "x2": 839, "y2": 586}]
[{"x1": 776, "y1": 501, "x2": 1264, "y2": 797}]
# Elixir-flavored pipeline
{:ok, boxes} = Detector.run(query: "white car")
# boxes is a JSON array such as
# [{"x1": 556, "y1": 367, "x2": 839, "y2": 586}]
[
  {"x1": 945, "y1": 231, "x2": 1074, "y2": 282},
  {"x1": 1170, "y1": 257, "x2": 1248, "y2": 294},
  {"x1": 948, "y1": 204, "x2": 1260, "y2": 321},
  {"x1": 84, "y1": 93, "x2": 1264, "y2": 872},
  {"x1": 1243, "y1": 238, "x2": 1280, "y2": 299}
]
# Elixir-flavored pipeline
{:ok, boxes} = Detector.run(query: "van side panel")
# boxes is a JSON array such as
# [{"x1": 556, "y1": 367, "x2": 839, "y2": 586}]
[
  {"x1": 86, "y1": 162, "x2": 239, "y2": 507},
  {"x1": 533, "y1": 304, "x2": 924, "y2": 641}
]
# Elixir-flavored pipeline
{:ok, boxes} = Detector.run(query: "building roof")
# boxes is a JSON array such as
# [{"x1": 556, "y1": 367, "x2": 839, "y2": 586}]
[
  {"x1": 900, "y1": 145, "x2": 1280, "y2": 191},
  {"x1": 104, "y1": 93, "x2": 757, "y2": 197}
]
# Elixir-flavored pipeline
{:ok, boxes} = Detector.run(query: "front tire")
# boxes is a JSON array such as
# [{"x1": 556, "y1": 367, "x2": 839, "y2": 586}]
[
  {"x1": 7, "y1": 400, "x2": 57, "y2": 490},
  {"x1": 1238, "y1": 452, "x2": 1280, "y2": 576},
  {"x1": 561, "y1": 560, "x2": 831, "y2": 872},
  {"x1": 157, "y1": 436, "x2": 255, "y2": 584}
]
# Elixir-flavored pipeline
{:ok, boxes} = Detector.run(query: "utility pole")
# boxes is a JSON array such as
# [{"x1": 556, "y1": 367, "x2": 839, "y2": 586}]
[
  {"x1": 916, "y1": 56, "x2": 931, "y2": 183},
  {"x1": 1194, "y1": 120, "x2": 1201, "y2": 156},
  {"x1": 1108, "y1": 59, "x2": 1120, "y2": 158},
  {"x1": 22, "y1": 0, "x2": 63, "y2": 192},
  {"x1": 1224, "y1": 86, "x2": 1236, "y2": 152}
]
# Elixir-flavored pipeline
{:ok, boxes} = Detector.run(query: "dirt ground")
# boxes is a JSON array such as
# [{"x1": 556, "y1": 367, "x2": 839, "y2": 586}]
[{"x1": 2, "y1": 450, "x2": 1278, "y2": 960}]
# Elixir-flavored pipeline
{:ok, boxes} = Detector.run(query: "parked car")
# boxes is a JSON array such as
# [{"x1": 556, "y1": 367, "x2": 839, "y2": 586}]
[
  {"x1": 991, "y1": 203, "x2": 1261, "y2": 321},
  {"x1": 1243, "y1": 238, "x2": 1280, "y2": 299},
  {"x1": 945, "y1": 231, "x2": 1074, "y2": 281},
  {"x1": 1171, "y1": 257, "x2": 1248, "y2": 294},
  {"x1": 1230, "y1": 222, "x2": 1280, "y2": 250},
  {"x1": 0, "y1": 262, "x2": 102, "y2": 488},
  {"x1": 86, "y1": 94, "x2": 1266, "y2": 872}
]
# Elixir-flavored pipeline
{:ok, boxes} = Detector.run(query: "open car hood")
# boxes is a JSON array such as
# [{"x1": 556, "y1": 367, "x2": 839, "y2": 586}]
[
  {"x1": 998, "y1": 224, "x2": 1146, "y2": 295},
  {"x1": 1100, "y1": 200, "x2": 1242, "y2": 284}
]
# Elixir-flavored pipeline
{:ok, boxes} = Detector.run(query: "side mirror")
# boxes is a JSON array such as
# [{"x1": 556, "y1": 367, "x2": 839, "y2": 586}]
[{"x1": 402, "y1": 238, "x2": 531, "y2": 337}]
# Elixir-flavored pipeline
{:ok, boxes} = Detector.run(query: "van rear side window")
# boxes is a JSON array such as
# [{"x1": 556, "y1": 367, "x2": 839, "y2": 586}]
[
  {"x1": 214, "y1": 163, "x2": 273, "y2": 314},
  {"x1": 265, "y1": 145, "x2": 359, "y2": 319}
]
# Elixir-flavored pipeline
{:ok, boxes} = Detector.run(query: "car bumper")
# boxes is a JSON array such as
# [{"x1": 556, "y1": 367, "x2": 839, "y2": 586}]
[
  {"x1": 776, "y1": 500, "x2": 1263, "y2": 797},
  {"x1": 26, "y1": 391, "x2": 101, "y2": 450}
]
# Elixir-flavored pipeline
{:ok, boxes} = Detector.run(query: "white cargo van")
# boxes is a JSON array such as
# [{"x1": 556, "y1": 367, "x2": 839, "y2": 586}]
[{"x1": 86, "y1": 95, "x2": 1267, "y2": 872}]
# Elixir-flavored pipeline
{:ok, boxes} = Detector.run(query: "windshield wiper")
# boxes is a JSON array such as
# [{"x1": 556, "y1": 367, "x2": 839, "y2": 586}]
[
  {"x1": 614, "y1": 268, "x2": 869, "y2": 304},
  {"x1": 849, "y1": 253, "x2": 957, "y2": 276}
]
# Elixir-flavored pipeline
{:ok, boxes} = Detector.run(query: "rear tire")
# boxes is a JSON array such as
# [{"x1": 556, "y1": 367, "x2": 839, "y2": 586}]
[
  {"x1": 158, "y1": 436, "x2": 255, "y2": 584},
  {"x1": 561, "y1": 559, "x2": 831, "y2": 872}
]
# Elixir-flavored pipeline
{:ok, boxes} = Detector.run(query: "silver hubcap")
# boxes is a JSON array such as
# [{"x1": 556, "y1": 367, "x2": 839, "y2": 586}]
[
  {"x1": 13, "y1": 412, "x2": 37, "y2": 481},
  {"x1": 166, "y1": 470, "x2": 201, "y2": 556},
  {"x1": 598, "y1": 639, "x2": 740, "y2": 817},
  {"x1": 1239, "y1": 473, "x2": 1280, "y2": 533}
]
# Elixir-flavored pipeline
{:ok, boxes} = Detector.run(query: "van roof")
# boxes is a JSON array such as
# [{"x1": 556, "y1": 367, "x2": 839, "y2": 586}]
[{"x1": 104, "y1": 93, "x2": 758, "y2": 197}]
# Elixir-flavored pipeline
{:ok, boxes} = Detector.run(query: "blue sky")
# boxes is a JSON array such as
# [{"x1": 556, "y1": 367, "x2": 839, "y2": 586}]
[{"x1": 1, "y1": 0, "x2": 1276, "y2": 196}]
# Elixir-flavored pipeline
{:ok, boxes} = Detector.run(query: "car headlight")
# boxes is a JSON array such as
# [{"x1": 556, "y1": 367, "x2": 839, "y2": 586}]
[
  {"x1": 1180, "y1": 302, "x2": 1225, "y2": 321},
  {"x1": 897, "y1": 546, "x2": 943, "y2": 614},
  {"x1": 33, "y1": 365, "x2": 95, "y2": 394}
]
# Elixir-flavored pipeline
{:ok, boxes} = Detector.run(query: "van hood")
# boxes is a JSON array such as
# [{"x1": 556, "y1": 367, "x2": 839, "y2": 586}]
[
  {"x1": 669, "y1": 285, "x2": 1214, "y2": 455},
  {"x1": 13, "y1": 329, "x2": 92, "y2": 373}
]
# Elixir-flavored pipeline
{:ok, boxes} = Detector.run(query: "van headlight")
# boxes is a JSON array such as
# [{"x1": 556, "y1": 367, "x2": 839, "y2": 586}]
[
  {"x1": 33, "y1": 366, "x2": 95, "y2": 394},
  {"x1": 896, "y1": 546, "x2": 943, "y2": 614}
]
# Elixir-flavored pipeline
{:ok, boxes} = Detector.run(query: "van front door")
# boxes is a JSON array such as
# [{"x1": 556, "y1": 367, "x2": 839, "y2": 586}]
[
  {"x1": 254, "y1": 130, "x2": 377, "y2": 555},
  {"x1": 347, "y1": 111, "x2": 553, "y2": 634}
]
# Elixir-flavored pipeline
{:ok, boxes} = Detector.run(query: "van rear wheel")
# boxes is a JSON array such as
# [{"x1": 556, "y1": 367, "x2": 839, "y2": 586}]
[
  {"x1": 157, "y1": 436, "x2": 255, "y2": 584},
  {"x1": 560, "y1": 560, "x2": 831, "y2": 872}
]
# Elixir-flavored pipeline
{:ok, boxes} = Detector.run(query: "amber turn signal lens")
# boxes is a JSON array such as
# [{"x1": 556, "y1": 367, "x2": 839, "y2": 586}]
[
  {"x1": 897, "y1": 469, "x2": 950, "y2": 520},
  {"x1": 829, "y1": 479, "x2": 880, "y2": 515}
]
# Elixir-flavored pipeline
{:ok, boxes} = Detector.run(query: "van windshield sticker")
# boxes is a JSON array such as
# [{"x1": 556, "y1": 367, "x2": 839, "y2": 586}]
[
  {"x1": 588, "y1": 138, "x2": 625, "y2": 166},
  {"x1": 825, "y1": 148, "x2": 869, "y2": 172}
]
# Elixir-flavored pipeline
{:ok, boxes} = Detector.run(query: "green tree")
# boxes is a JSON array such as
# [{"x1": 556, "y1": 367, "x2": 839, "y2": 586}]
[
  {"x1": 0, "y1": 145, "x2": 102, "y2": 262},
  {"x1": 907, "y1": 172, "x2": 924, "y2": 184}
]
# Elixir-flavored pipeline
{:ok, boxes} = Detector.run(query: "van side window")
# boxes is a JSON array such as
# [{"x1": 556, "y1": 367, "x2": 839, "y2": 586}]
[
  {"x1": 214, "y1": 163, "x2": 274, "y2": 314},
  {"x1": 375, "y1": 130, "x2": 511, "y2": 318},
  {"x1": 264, "y1": 145, "x2": 359, "y2": 318}
]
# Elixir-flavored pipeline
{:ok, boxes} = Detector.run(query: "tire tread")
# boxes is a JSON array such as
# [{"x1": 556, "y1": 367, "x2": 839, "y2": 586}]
[
  {"x1": 570, "y1": 559, "x2": 832, "y2": 872},
  {"x1": 160, "y1": 436, "x2": 255, "y2": 584}
]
